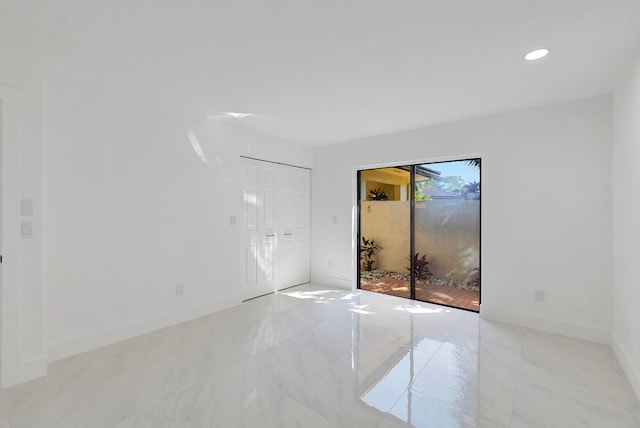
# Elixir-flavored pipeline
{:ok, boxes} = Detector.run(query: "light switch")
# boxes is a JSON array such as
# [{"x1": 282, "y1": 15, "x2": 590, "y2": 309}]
[
  {"x1": 21, "y1": 220, "x2": 33, "y2": 238},
  {"x1": 332, "y1": 215, "x2": 338, "y2": 224}
]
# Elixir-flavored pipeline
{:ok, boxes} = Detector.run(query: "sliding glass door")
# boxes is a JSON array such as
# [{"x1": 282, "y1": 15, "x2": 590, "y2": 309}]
[
  {"x1": 358, "y1": 167, "x2": 412, "y2": 298},
  {"x1": 358, "y1": 159, "x2": 480, "y2": 312}
]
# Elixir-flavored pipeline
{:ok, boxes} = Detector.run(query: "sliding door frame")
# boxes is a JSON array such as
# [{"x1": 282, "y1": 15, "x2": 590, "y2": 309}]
[
  {"x1": 409, "y1": 165, "x2": 416, "y2": 300},
  {"x1": 354, "y1": 155, "x2": 482, "y2": 312}
]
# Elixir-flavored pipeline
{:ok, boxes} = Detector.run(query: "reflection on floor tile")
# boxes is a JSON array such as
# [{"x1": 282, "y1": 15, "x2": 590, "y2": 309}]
[
  {"x1": 381, "y1": 389, "x2": 475, "y2": 427},
  {"x1": 411, "y1": 343, "x2": 478, "y2": 416},
  {"x1": 0, "y1": 284, "x2": 638, "y2": 428}
]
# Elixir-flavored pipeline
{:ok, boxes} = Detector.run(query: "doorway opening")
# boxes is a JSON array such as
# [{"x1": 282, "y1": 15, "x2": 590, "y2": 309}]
[{"x1": 357, "y1": 159, "x2": 480, "y2": 312}]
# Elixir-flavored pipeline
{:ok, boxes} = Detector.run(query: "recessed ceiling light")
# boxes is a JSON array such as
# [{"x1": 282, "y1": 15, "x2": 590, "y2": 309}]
[
  {"x1": 524, "y1": 49, "x2": 549, "y2": 61},
  {"x1": 223, "y1": 112, "x2": 254, "y2": 119},
  {"x1": 207, "y1": 112, "x2": 271, "y2": 121}
]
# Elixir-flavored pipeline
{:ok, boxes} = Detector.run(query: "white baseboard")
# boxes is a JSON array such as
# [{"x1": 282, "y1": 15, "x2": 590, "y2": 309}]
[
  {"x1": 479, "y1": 304, "x2": 611, "y2": 344},
  {"x1": 47, "y1": 298, "x2": 239, "y2": 363},
  {"x1": 612, "y1": 334, "x2": 640, "y2": 401},
  {"x1": 20, "y1": 354, "x2": 47, "y2": 384},
  {"x1": 310, "y1": 275, "x2": 352, "y2": 290}
]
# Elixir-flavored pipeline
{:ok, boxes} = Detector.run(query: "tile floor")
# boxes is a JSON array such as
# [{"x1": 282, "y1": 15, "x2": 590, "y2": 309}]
[{"x1": 0, "y1": 283, "x2": 638, "y2": 427}]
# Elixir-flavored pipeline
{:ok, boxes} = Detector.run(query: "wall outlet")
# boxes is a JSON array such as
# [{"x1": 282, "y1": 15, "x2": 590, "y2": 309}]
[
  {"x1": 176, "y1": 284, "x2": 184, "y2": 296},
  {"x1": 534, "y1": 290, "x2": 545, "y2": 302}
]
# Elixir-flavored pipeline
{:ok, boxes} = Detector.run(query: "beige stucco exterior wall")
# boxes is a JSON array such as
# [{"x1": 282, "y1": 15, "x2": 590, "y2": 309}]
[{"x1": 361, "y1": 200, "x2": 480, "y2": 281}]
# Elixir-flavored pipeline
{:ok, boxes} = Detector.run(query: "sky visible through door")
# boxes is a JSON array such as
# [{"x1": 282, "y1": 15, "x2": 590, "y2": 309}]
[{"x1": 359, "y1": 159, "x2": 480, "y2": 312}]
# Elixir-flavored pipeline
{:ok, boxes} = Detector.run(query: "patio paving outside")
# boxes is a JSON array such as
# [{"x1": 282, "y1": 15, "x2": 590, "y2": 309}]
[{"x1": 361, "y1": 277, "x2": 479, "y2": 312}]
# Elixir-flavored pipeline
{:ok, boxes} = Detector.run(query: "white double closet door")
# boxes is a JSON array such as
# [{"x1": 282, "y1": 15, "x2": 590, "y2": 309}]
[{"x1": 242, "y1": 158, "x2": 310, "y2": 300}]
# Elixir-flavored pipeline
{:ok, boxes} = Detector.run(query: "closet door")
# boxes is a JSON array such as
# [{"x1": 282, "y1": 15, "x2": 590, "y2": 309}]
[
  {"x1": 280, "y1": 167, "x2": 310, "y2": 288},
  {"x1": 242, "y1": 160, "x2": 279, "y2": 300},
  {"x1": 242, "y1": 159, "x2": 310, "y2": 300}
]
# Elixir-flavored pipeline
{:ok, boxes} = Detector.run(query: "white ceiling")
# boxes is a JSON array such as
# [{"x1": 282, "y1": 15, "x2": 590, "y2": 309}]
[{"x1": 2, "y1": 0, "x2": 640, "y2": 144}]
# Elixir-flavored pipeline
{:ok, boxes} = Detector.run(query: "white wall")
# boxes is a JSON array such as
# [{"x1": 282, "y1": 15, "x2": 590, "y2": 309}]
[
  {"x1": 612, "y1": 51, "x2": 640, "y2": 398},
  {"x1": 0, "y1": 42, "x2": 46, "y2": 385},
  {"x1": 41, "y1": 61, "x2": 312, "y2": 361},
  {"x1": 312, "y1": 96, "x2": 613, "y2": 343},
  {"x1": 0, "y1": 40, "x2": 627, "y2": 392}
]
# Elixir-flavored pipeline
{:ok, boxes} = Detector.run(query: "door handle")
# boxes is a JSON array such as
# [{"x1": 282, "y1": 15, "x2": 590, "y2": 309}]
[
  {"x1": 284, "y1": 233, "x2": 293, "y2": 236},
  {"x1": 266, "y1": 234, "x2": 276, "y2": 237}
]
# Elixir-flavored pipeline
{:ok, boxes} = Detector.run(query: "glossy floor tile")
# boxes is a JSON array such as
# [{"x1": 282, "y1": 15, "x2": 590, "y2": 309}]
[
  {"x1": 112, "y1": 406, "x2": 176, "y2": 428},
  {"x1": 0, "y1": 283, "x2": 638, "y2": 427}
]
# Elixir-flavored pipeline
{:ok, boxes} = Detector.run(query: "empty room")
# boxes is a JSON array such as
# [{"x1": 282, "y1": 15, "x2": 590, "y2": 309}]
[{"x1": 1, "y1": 1, "x2": 640, "y2": 427}]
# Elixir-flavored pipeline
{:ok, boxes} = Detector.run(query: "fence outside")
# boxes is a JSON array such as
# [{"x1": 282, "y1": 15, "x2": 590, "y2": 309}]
[{"x1": 361, "y1": 200, "x2": 479, "y2": 282}]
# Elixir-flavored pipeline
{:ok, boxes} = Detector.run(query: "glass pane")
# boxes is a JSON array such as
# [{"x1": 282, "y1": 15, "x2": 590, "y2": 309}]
[
  {"x1": 413, "y1": 159, "x2": 480, "y2": 311},
  {"x1": 359, "y1": 167, "x2": 411, "y2": 299}
]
